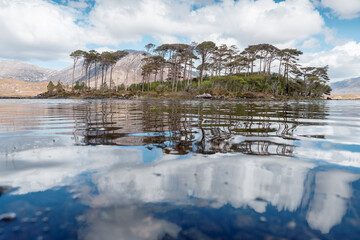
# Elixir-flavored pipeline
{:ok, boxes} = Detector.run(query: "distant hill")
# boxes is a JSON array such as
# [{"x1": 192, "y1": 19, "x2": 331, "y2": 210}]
[
  {"x1": 0, "y1": 60, "x2": 57, "y2": 82},
  {"x1": 331, "y1": 77, "x2": 360, "y2": 94},
  {"x1": 0, "y1": 78, "x2": 48, "y2": 97},
  {"x1": 50, "y1": 52, "x2": 148, "y2": 86},
  {"x1": 0, "y1": 52, "x2": 155, "y2": 87},
  {"x1": 0, "y1": 52, "x2": 197, "y2": 89}
]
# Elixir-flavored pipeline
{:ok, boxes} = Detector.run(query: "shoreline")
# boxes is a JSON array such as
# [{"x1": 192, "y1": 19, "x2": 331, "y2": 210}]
[
  {"x1": 1, "y1": 92, "x2": 359, "y2": 101},
  {"x1": 0, "y1": 95, "x2": 339, "y2": 101}
]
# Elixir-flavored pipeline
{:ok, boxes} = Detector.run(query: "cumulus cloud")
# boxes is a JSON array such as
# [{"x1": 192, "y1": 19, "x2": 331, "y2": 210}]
[
  {"x1": 0, "y1": 0, "x2": 326, "y2": 64},
  {"x1": 301, "y1": 38, "x2": 321, "y2": 50},
  {"x1": 0, "y1": 0, "x2": 86, "y2": 61},
  {"x1": 87, "y1": 0, "x2": 324, "y2": 46},
  {"x1": 300, "y1": 41, "x2": 360, "y2": 80},
  {"x1": 1, "y1": 0, "x2": 353, "y2": 79},
  {"x1": 320, "y1": 0, "x2": 360, "y2": 19}
]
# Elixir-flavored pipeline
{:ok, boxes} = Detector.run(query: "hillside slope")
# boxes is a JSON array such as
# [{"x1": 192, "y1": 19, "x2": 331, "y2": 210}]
[
  {"x1": 0, "y1": 51, "x2": 190, "y2": 88},
  {"x1": 49, "y1": 52, "x2": 147, "y2": 87},
  {"x1": 331, "y1": 77, "x2": 360, "y2": 94},
  {"x1": 0, "y1": 79, "x2": 48, "y2": 97}
]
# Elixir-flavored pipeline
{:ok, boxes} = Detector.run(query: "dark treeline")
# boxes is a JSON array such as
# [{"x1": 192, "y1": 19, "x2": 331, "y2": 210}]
[{"x1": 61, "y1": 41, "x2": 331, "y2": 98}]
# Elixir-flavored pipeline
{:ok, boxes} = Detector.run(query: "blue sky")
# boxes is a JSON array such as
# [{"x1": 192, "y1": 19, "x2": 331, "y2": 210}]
[{"x1": 0, "y1": 0, "x2": 360, "y2": 81}]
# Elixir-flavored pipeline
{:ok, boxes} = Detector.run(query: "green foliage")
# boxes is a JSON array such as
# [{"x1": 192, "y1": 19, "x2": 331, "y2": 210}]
[
  {"x1": 101, "y1": 82, "x2": 108, "y2": 92},
  {"x1": 200, "y1": 80, "x2": 212, "y2": 89},
  {"x1": 128, "y1": 83, "x2": 142, "y2": 92},
  {"x1": 56, "y1": 82, "x2": 65, "y2": 93},
  {"x1": 155, "y1": 84, "x2": 168, "y2": 94},
  {"x1": 68, "y1": 41, "x2": 331, "y2": 98},
  {"x1": 118, "y1": 84, "x2": 125, "y2": 91},
  {"x1": 74, "y1": 82, "x2": 86, "y2": 91},
  {"x1": 47, "y1": 81, "x2": 55, "y2": 94}
]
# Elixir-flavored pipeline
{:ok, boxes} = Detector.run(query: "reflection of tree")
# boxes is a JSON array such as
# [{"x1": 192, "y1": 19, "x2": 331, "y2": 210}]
[{"x1": 72, "y1": 100, "x2": 326, "y2": 157}]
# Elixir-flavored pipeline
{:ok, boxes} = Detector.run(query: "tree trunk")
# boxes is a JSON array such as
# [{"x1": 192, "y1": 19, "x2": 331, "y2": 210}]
[
  {"x1": 94, "y1": 62, "x2": 97, "y2": 90},
  {"x1": 183, "y1": 61, "x2": 187, "y2": 84},
  {"x1": 142, "y1": 75, "x2": 145, "y2": 92},
  {"x1": 110, "y1": 66, "x2": 113, "y2": 91},
  {"x1": 210, "y1": 63, "x2": 214, "y2": 81},
  {"x1": 81, "y1": 61, "x2": 85, "y2": 86},
  {"x1": 72, "y1": 60, "x2": 77, "y2": 91},
  {"x1": 104, "y1": 66, "x2": 108, "y2": 91},
  {"x1": 259, "y1": 58, "x2": 262, "y2": 74},
  {"x1": 199, "y1": 64, "x2": 204, "y2": 87},
  {"x1": 85, "y1": 65, "x2": 88, "y2": 89}
]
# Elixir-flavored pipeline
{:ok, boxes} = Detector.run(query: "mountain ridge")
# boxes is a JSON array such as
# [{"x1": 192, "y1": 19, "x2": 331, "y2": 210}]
[
  {"x1": 0, "y1": 60, "x2": 57, "y2": 82},
  {"x1": 0, "y1": 51, "x2": 150, "y2": 86},
  {"x1": 331, "y1": 77, "x2": 360, "y2": 94}
]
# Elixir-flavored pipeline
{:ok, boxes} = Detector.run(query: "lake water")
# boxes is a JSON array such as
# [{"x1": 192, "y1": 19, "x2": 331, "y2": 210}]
[{"x1": 0, "y1": 99, "x2": 360, "y2": 240}]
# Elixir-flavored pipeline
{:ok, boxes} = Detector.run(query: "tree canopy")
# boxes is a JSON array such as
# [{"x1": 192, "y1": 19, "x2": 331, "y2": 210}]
[{"x1": 68, "y1": 41, "x2": 331, "y2": 98}]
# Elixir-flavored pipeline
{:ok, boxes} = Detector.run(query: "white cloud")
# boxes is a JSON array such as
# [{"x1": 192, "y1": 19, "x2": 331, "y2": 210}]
[
  {"x1": 67, "y1": 0, "x2": 90, "y2": 9},
  {"x1": 300, "y1": 41, "x2": 360, "y2": 80},
  {"x1": 0, "y1": 0, "x2": 85, "y2": 61},
  {"x1": 0, "y1": 0, "x2": 325, "y2": 63},
  {"x1": 2, "y1": 0, "x2": 352, "y2": 78},
  {"x1": 301, "y1": 38, "x2": 321, "y2": 49},
  {"x1": 320, "y1": 0, "x2": 360, "y2": 19},
  {"x1": 87, "y1": 0, "x2": 324, "y2": 46}
]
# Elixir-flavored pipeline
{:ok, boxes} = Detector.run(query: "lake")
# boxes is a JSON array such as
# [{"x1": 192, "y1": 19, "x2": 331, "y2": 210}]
[{"x1": 0, "y1": 99, "x2": 360, "y2": 240}]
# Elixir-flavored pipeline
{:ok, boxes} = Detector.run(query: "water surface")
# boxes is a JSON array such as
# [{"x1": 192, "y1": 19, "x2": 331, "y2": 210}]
[{"x1": 0, "y1": 99, "x2": 360, "y2": 239}]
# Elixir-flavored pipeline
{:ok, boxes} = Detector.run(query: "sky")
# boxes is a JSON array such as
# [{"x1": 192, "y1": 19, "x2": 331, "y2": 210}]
[{"x1": 0, "y1": 0, "x2": 360, "y2": 81}]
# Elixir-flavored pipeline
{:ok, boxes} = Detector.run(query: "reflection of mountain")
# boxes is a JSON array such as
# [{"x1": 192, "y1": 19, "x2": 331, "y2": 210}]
[{"x1": 80, "y1": 153, "x2": 359, "y2": 234}]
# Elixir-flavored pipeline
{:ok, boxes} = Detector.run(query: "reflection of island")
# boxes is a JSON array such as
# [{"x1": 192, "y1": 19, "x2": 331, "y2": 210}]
[
  {"x1": 71, "y1": 101, "x2": 328, "y2": 156},
  {"x1": 5, "y1": 99, "x2": 358, "y2": 238},
  {"x1": 78, "y1": 153, "x2": 359, "y2": 234},
  {"x1": 0, "y1": 100, "x2": 328, "y2": 157}
]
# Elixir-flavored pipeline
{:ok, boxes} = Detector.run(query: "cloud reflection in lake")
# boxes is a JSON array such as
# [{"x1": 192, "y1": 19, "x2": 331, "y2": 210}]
[{"x1": 1, "y1": 99, "x2": 360, "y2": 239}]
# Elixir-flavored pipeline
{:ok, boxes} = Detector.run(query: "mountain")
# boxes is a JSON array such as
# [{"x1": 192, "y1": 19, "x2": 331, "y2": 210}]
[
  {"x1": 50, "y1": 52, "x2": 148, "y2": 87},
  {"x1": 0, "y1": 51, "x2": 195, "y2": 88},
  {"x1": 331, "y1": 77, "x2": 360, "y2": 94},
  {"x1": 0, "y1": 60, "x2": 57, "y2": 82},
  {"x1": 0, "y1": 52, "x2": 150, "y2": 86}
]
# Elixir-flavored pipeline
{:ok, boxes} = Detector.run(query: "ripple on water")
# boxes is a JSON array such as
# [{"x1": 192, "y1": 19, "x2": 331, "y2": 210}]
[{"x1": 0, "y1": 99, "x2": 359, "y2": 239}]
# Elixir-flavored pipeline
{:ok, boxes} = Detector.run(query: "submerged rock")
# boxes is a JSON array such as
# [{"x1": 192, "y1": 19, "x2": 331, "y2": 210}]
[{"x1": 0, "y1": 212, "x2": 16, "y2": 222}]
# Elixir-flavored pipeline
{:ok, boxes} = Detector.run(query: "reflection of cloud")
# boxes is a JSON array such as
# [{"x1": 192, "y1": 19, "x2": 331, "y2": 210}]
[
  {"x1": 296, "y1": 125, "x2": 360, "y2": 146},
  {"x1": 79, "y1": 207, "x2": 181, "y2": 240},
  {"x1": 297, "y1": 146, "x2": 360, "y2": 167},
  {"x1": 306, "y1": 170, "x2": 360, "y2": 234},
  {"x1": 0, "y1": 146, "x2": 142, "y2": 195},
  {"x1": 81, "y1": 153, "x2": 360, "y2": 234},
  {"x1": 85, "y1": 154, "x2": 314, "y2": 213}
]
